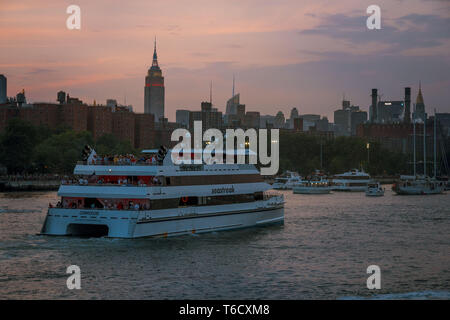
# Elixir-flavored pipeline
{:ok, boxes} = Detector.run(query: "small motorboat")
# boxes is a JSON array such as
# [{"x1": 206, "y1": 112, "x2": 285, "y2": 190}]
[{"x1": 365, "y1": 181, "x2": 385, "y2": 197}]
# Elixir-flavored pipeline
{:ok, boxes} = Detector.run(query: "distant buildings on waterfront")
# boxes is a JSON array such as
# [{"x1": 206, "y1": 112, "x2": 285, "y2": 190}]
[
  {"x1": 334, "y1": 100, "x2": 367, "y2": 136},
  {"x1": 1, "y1": 42, "x2": 449, "y2": 156},
  {"x1": 0, "y1": 75, "x2": 6, "y2": 104}
]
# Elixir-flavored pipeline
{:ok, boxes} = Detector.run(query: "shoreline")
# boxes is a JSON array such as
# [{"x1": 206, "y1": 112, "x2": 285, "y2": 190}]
[
  {"x1": 0, "y1": 176, "x2": 399, "y2": 192},
  {"x1": 0, "y1": 180, "x2": 60, "y2": 192}
]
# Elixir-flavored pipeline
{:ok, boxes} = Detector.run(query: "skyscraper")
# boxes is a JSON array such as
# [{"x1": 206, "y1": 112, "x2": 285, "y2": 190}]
[
  {"x1": 226, "y1": 93, "x2": 240, "y2": 115},
  {"x1": 144, "y1": 38, "x2": 165, "y2": 122},
  {"x1": 414, "y1": 83, "x2": 427, "y2": 122},
  {"x1": 0, "y1": 74, "x2": 7, "y2": 104},
  {"x1": 404, "y1": 87, "x2": 411, "y2": 124}
]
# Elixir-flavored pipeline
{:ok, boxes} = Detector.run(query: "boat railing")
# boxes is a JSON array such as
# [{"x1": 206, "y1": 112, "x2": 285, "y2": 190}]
[
  {"x1": 61, "y1": 181, "x2": 160, "y2": 187},
  {"x1": 263, "y1": 192, "x2": 284, "y2": 201},
  {"x1": 49, "y1": 205, "x2": 149, "y2": 211},
  {"x1": 76, "y1": 160, "x2": 161, "y2": 166}
]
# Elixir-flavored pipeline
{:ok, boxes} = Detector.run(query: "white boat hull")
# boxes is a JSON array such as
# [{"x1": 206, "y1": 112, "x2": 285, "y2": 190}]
[
  {"x1": 293, "y1": 187, "x2": 331, "y2": 194},
  {"x1": 40, "y1": 201, "x2": 284, "y2": 238},
  {"x1": 272, "y1": 183, "x2": 294, "y2": 190},
  {"x1": 365, "y1": 190, "x2": 384, "y2": 196},
  {"x1": 331, "y1": 185, "x2": 366, "y2": 192},
  {"x1": 393, "y1": 186, "x2": 443, "y2": 195}
]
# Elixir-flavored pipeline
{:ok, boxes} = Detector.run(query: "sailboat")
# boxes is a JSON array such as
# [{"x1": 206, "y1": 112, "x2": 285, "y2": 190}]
[{"x1": 392, "y1": 109, "x2": 444, "y2": 195}]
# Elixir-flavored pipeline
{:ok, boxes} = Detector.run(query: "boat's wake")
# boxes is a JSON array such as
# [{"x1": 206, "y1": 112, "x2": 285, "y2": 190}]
[{"x1": 338, "y1": 290, "x2": 450, "y2": 300}]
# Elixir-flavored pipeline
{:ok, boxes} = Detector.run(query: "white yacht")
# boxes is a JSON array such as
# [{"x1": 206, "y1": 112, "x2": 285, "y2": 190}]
[
  {"x1": 393, "y1": 110, "x2": 444, "y2": 195},
  {"x1": 392, "y1": 175, "x2": 443, "y2": 195},
  {"x1": 40, "y1": 147, "x2": 284, "y2": 238},
  {"x1": 331, "y1": 169, "x2": 370, "y2": 192},
  {"x1": 272, "y1": 171, "x2": 302, "y2": 190},
  {"x1": 365, "y1": 181, "x2": 384, "y2": 197},
  {"x1": 293, "y1": 171, "x2": 331, "y2": 194}
]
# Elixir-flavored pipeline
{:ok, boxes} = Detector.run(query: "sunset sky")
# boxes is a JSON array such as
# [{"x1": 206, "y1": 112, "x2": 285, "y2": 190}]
[{"x1": 1, "y1": 0, "x2": 449, "y2": 121}]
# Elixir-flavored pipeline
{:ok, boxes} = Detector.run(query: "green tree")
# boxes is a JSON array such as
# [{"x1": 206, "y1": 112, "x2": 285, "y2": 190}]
[
  {"x1": 95, "y1": 133, "x2": 137, "y2": 156},
  {"x1": 33, "y1": 131, "x2": 94, "y2": 173},
  {"x1": 0, "y1": 119, "x2": 38, "y2": 173},
  {"x1": 278, "y1": 131, "x2": 409, "y2": 176}
]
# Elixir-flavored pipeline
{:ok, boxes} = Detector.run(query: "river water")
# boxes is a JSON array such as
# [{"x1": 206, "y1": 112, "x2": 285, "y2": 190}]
[{"x1": 0, "y1": 189, "x2": 449, "y2": 299}]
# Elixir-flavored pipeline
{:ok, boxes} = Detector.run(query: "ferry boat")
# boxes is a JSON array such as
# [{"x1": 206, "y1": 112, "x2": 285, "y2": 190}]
[
  {"x1": 330, "y1": 169, "x2": 370, "y2": 192},
  {"x1": 365, "y1": 181, "x2": 384, "y2": 197},
  {"x1": 40, "y1": 147, "x2": 284, "y2": 238},
  {"x1": 293, "y1": 170, "x2": 331, "y2": 194},
  {"x1": 272, "y1": 171, "x2": 302, "y2": 190}
]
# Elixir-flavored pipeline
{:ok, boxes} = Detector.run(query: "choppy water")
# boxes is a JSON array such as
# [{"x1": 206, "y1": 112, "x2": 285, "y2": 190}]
[{"x1": 0, "y1": 188, "x2": 449, "y2": 299}]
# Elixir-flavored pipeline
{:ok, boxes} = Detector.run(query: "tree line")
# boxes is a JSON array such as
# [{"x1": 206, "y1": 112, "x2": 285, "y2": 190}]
[
  {"x1": 278, "y1": 131, "x2": 410, "y2": 176},
  {"x1": 0, "y1": 119, "x2": 412, "y2": 175},
  {"x1": 0, "y1": 119, "x2": 136, "y2": 174}
]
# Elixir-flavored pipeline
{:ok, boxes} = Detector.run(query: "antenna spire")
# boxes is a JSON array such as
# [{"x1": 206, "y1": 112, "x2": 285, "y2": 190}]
[
  {"x1": 232, "y1": 74, "x2": 235, "y2": 97},
  {"x1": 151, "y1": 36, "x2": 159, "y2": 68},
  {"x1": 210, "y1": 80, "x2": 213, "y2": 104}
]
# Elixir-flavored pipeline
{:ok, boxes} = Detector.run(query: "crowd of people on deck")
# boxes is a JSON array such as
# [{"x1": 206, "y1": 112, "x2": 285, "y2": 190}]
[
  {"x1": 51, "y1": 199, "x2": 150, "y2": 211},
  {"x1": 89, "y1": 154, "x2": 159, "y2": 166},
  {"x1": 60, "y1": 175, "x2": 161, "y2": 186}
]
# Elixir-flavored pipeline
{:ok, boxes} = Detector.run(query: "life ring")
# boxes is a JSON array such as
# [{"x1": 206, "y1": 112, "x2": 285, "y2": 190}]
[{"x1": 181, "y1": 196, "x2": 188, "y2": 203}]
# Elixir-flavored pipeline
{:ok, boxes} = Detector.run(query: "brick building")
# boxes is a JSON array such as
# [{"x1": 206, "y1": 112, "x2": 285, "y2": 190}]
[
  {"x1": 0, "y1": 100, "x2": 180, "y2": 150},
  {"x1": 134, "y1": 113, "x2": 155, "y2": 149},
  {"x1": 112, "y1": 110, "x2": 135, "y2": 146},
  {"x1": 60, "y1": 104, "x2": 88, "y2": 131},
  {"x1": 88, "y1": 105, "x2": 112, "y2": 139},
  {"x1": 356, "y1": 122, "x2": 439, "y2": 155}
]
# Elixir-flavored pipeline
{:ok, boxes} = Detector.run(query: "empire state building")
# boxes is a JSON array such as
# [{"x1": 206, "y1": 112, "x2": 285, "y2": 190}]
[{"x1": 144, "y1": 39, "x2": 165, "y2": 122}]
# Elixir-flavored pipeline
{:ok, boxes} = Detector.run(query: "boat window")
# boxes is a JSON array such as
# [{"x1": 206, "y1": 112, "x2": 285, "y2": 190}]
[
  {"x1": 254, "y1": 192, "x2": 264, "y2": 201},
  {"x1": 178, "y1": 196, "x2": 199, "y2": 206},
  {"x1": 150, "y1": 198, "x2": 179, "y2": 210},
  {"x1": 84, "y1": 198, "x2": 104, "y2": 209}
]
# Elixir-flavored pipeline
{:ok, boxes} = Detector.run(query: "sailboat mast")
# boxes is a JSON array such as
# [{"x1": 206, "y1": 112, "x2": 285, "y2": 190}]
[
  {"x1": 320, "y1": 139, "x2": 323, "y2": 169},
  {"x1": 413, "y1": 115, "x2": 416, "y2": 177},
  {"x1": 434, "y1": 109, "x2": 437, "y2": 178},
  {"x1": 424, "y1": 117, "x2": 426, "y2": 176}
]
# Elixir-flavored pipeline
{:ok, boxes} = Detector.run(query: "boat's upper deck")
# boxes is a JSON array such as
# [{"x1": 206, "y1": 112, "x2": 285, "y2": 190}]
[{"x1": 74, "y1": 162, "x2": 259, "y2": 176}]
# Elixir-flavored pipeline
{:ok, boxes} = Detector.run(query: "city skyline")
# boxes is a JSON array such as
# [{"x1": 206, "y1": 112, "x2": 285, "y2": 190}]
[{"x1": 1, "y1": 0, "x2": 449, "y2": 121}]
